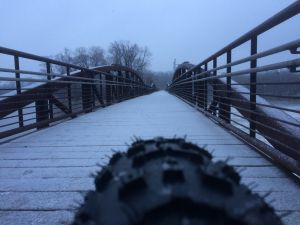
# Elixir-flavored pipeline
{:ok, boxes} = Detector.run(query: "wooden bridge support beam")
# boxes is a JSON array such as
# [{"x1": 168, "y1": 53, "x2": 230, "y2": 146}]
[
  {"x1": 105, "y1": 74, "x2": 112, "y2": 105},
  {"x1": 81, "y1": 71, "x2": 93, "y2": 112},
  {"x1": 66, "y1": 66, "x2": 73, "y2": 114},
  {"x1": 194, "y1": 67, "x2": 204, "y2": 108},
  {"x1": 250, "y1": 36, "x2": 258, "y2": 137},
  {"x1": 212, "y1": 58, "x2": 218, "y2": 116},
  {"x1": 118, "y1": 71, "x2": 123, "y2": 101},
  {"x1": 46, "y1": 62, "x2": 54, "y2": 119},
  {"x1": 112, "y1": 75, "x2": 117, "y2": 102},
  {"x1": 14, "y1": 56, "x2": 24, "y2": 128},
  {"x1": 125, "y1": 71, "x2": 130, "y2": 99},
  {"x1": 35, "y1": 98, "x2": 49, "y2": 129},
  {"x1": 221, "y1": 50, "x2": 232, "y2": 123},
  {"x1": 204, "y1": 63, "x2": 208, "y2": 110}
]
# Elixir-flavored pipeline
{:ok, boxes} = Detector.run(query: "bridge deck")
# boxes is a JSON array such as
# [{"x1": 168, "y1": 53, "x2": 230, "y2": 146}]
[{"x1": 0, "y1": 91, "x2": 299, "y2": 225}]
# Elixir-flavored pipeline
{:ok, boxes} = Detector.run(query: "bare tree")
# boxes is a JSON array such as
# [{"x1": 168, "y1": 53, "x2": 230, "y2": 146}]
[
  {"x1": 108, "y1": 40, "x2": 151, "y2": 74},
  {"x1": 50, "y1": 46, "x2": 107, "y2": 74},
  {"x1": 53, "y1": 48, "x2": 74, "y2": 74},
  {"x1": 73, "y1": 47, "x2": 89, "y2": 68},
  {"x1": 55, "y1": 48, "x2": 73, "y2": 64},
  {"x1": 88, "y1": 46, "x2": 107, "y2": 67},
  {"x1": 143, "y1": 70, "x2": 172, "y2": 89},
  {"x1": 48, "y1": 42, "x2": 151, "y2": 76}
]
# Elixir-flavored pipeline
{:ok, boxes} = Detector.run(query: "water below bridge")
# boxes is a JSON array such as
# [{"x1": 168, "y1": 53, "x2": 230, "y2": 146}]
[{"x1": 0, "y1": 91, "x2": 299, "y2": 224}]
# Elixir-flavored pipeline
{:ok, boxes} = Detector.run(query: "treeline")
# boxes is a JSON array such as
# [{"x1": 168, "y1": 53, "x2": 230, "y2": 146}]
[
  {"x1": 144, "y1": 71, "x2": 173, "y2": 90},
  {"x1": 232, "y1": 69, "x2": 300, "y2": 96},
  {"x1": 46, "y1": 40, "x2": 152, "y2": 77},
  {"x1": 47, "y1": 40, "x2": 176, "y2": 88},
  {"x1": 0, "y1": 41, "x2": 174, "y2": 95}
]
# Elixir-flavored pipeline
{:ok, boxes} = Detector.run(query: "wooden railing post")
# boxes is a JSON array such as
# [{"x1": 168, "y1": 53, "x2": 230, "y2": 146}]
[
  {"x1": 212, "y1": 58, "x2": 218, "y2": 115},
  {"x1": 91, "y1": 72, "x2": 96, "y2": 109},
  {"x1": 134, "y1": 75, "x2": 137, "y2": 97},
  {"x1": 14, "y1": 56, "x2": 23, "y2": 127},
  {"x1": 225, "y1": 50, "x2": 232, "y2": 123},
  {"x1": 112, "y1": 74, "x2": 117, "y2": 102},
  {"x1": 101, "y1": 74, "x2": 107, "y2": 106},
  {"x1": 192, "y1": 71, "x2": 195, "y2": 104},
  {"x1": 195, "y1": 67, "x2": 204, "y2": 108},
  {"x1": 250, "y1": 36, "x2": 257, "y2": 137},
  {"x1": 219, "y1": 51, "x2": 232, "y2": 123},
  {"x1": 105, "y1": 73, "x2": 112, "y2": 105},
  {"x1": 184, "y1": 71, "x2": 188, "y2": 101},
  {"x1": 81, "y1": 70, "x2": 93, "y2": 112},
  {"x1": 66, "y1": 66, "x2": 72, "y2": 114},
  {"x1": 118, "y1": 71, "x2": 123, "y2": 101},
  {"x1": 204, "y1": 63, "x2": 208, "y2": 110},
  {"x1": 125, "y1": 71, "x2": 129, "y2": 98},
  {"x1": 35, "y1": 62, "x2": 51, "y2": 129},
  {"x1": 46, "y1": 62, "x2": 54, "y2": 119},
  {"x1": 98, "y1": 73, "x2": 104, "y2": 106},
  {"x1": 35, "y1": 96, "x2": 49, "y2": 129},
  {"x1": 132, "y1": 75, "x2": 135, "y2": 97}
]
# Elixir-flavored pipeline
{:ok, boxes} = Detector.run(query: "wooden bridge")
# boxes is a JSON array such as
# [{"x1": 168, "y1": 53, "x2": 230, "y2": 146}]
[{"x1": 0, "y1": 1, "x2": 300, "y2": 225}]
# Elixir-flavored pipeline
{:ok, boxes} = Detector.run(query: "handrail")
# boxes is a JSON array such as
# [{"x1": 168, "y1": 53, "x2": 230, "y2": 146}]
[
  {"x1": 173, "y1": 0, "x2": 300, "y2": 83},
  {"x1": 0, "y1": 47, "x2": 156, "y2": 139},
  {"x1": 168, "y1": 1, "x2": 300, "y2": 178},
  {"x1": 0, "y1": 46, "x2": 144, "y2": 83},
  {"x1": 172, "y1": 39, "x2": 300, "y2": 84}
]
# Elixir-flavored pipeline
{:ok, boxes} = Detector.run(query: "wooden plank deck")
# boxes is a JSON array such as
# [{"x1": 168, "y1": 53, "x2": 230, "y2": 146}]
[{"x1": 0, "y1": 91, "x2": 299, "y2": 225}]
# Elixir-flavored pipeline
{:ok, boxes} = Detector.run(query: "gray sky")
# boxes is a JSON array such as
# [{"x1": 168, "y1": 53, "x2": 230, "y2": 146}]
[{"x1": 0, "y1": 0, "x2": 299, "y2": 71}]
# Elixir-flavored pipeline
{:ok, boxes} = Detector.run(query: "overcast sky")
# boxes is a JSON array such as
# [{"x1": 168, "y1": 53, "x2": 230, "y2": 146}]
[{"x1": 0, "y1": 0, "x2": 299, "y2": 71}]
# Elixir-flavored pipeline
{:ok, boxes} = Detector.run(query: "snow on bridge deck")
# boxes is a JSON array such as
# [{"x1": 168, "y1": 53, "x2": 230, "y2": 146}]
[{"x1": 0, "y1": 91, "x2": 299, "y2": 225}]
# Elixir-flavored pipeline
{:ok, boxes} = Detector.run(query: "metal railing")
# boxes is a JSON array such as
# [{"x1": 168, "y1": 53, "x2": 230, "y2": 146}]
[
  {"x1": 168, "y1": 1, "x2": 300, "y2": 178},
  {"x1": 0, "y1": 47, "x2": 156, "y2": 139}
]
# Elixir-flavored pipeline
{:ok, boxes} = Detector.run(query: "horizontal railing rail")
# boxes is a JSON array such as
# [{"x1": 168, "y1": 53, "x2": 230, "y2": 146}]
[
  {"x1": 168, "y1": 1, "x2": 300, "y2": 178},
  {"x1": 0, "y1": 47, "x2": 156, "y2": 139}
]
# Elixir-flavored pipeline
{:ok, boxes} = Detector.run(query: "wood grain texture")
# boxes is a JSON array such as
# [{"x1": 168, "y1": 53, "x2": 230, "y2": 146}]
[{"x1": 0, "y1": 91, "x2": 298, "y2": 225}]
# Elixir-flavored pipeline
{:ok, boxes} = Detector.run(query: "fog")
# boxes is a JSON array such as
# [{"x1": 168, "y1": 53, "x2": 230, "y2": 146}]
[{"x1": 0, "y1": 0, "x2": 298, "y2": 71}]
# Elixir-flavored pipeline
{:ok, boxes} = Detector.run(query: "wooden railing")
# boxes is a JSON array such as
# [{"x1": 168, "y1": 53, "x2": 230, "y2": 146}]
[
  {"x1": 0, "y1": 47, "x2": 156, "y2": 139},
  {"x1": 168, "y1": 1, "x2": 300, "y2": 178}
]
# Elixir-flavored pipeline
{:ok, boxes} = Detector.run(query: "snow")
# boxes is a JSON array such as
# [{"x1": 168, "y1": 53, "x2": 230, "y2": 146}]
[
  {"x1": 0, "y1": 91, "x2": 299, "y2": 225},
  {"x1": 219, "y1": 78, "x2": 300, "y2": 141}
]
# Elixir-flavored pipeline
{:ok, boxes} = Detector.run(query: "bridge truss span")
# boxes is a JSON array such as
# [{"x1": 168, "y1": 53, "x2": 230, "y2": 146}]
[
  {"x1": 168, "y1": 1, "x2": 300, "y2": 179},
  {"x1": 0, "y1": 48, "x2": 156, "y2": 139}
]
